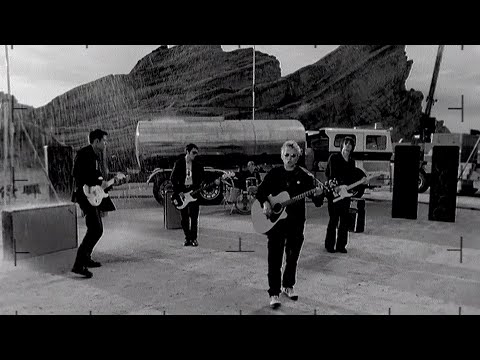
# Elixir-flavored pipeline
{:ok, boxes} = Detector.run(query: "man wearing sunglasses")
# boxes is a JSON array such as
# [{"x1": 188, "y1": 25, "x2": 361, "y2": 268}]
[
  {"x1": 324, "y1": 136, "x2": 357, "y2": 254},
  {"x1": 170, "y1": 143, "x2": 205, "y2": 247},
  {"x1": 255, "y1": 140, "x2": 325, "y2": 309}
]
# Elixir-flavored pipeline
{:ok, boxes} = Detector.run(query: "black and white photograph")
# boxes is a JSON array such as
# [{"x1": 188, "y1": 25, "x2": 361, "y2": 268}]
[{"x1": 1, "y1": 44, "x2": 479, "y2": 317}]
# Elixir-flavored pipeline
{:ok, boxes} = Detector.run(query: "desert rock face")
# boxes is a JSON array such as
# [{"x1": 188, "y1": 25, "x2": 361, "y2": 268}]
[{"x1": 5, "y1": 45, "x2": 435, "y2": 171}]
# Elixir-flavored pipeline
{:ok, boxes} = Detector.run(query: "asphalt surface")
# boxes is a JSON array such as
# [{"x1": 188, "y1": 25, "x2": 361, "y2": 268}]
[{"x1": 1, "y1": 187, "x2": 480, "y2": 315}]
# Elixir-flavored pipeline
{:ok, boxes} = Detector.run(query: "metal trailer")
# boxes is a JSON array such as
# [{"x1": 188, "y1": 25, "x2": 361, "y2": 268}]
[{"x1": 135, "y1": 117, "x2": 306, "y2": 205}]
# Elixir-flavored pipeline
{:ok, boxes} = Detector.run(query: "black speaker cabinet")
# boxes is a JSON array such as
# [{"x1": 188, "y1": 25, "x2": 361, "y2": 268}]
[
  {"x1": 392, "y1": 145, "x2": 420, "y2": 219},
  {"x1": 347, "y1": 198, "x2": 365, "y2": 233},
  {"x1": 164, "y1": 191, "x2": 182, "y2": 229},
  {"x1": 44, "y1": 145, "x2": 74, "y2": 201},
  {"x1": 428, "y1": 146, "x2": 459, "y2": 222}
]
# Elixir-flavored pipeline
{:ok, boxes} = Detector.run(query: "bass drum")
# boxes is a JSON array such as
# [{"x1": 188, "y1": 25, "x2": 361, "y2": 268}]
[{"x1": 235, "y1": 191, "x2": 255, "y2": 215}]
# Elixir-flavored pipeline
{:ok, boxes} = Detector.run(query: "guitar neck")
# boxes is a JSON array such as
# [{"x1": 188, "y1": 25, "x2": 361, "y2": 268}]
[
  {"x1": 191, "y1": 177, "x2": 219, "y2": 196},
  {"x1": 345, "y1": 177, "x2": 367, "y2": 191},
  {"x1": 104, "y1": 178, "x2": 116, "y2": 188},
  {"x1": 281, "y1": 188, "x2": 318, "y2": 207}
]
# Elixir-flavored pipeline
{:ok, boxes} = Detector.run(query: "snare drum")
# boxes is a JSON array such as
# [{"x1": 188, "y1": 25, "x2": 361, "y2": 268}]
[{"x1": 226, "y1": 187, "x2": 241, "y2": 203}]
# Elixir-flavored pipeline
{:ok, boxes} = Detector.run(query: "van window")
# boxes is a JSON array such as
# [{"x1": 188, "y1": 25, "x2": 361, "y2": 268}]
[
  {"x1": 311, "y1": 135, "x2": 329, "y2": 152},
  {"x1": 334, "y1": 134, "x2": 356, "y2": 148},
  {"x1": 366, "y1": 135, "x2": 387, "y2": 150}
]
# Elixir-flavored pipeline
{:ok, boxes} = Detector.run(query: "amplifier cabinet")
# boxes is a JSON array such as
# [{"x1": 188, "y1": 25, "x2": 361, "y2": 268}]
[{"x1": 2, "y1": 203, "x2": 77, "y2": 262}]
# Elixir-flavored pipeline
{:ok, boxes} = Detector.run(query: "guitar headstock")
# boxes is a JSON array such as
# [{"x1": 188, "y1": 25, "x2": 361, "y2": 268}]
[{"x1": 114, "y1": 172, "x2": 129, "y2": 185}]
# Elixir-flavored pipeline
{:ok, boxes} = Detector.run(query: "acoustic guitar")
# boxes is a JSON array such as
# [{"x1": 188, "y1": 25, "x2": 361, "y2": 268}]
[{"x1": 251, "y1": 185, "x2": 325, "y2": 234}]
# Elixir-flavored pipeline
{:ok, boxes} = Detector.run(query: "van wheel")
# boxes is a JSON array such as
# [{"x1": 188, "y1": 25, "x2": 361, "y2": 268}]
[
  {"x1": 418, "y1": 170, "x2": 429, "y2": 193},
  {"x1": 199, "y1": 183, "x2": 223, "y2": 205},
  {"x1": 153, "y1": 178, "x2": 173, "y2": 205}
]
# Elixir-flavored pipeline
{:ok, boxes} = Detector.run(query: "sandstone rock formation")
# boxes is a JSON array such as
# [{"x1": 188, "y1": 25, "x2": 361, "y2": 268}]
[{"x1": 7, "y1": 45, "x2": 447, "y2": 171}]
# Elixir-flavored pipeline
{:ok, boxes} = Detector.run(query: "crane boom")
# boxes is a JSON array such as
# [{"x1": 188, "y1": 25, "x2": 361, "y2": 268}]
[{"x1": 424, "y1": 45, "x2": 445, "y2": 117}]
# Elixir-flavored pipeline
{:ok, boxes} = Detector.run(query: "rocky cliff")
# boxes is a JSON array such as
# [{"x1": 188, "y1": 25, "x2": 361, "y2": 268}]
[{"x1": 14, "y1": 45, "x2": 440, "y2": 170}]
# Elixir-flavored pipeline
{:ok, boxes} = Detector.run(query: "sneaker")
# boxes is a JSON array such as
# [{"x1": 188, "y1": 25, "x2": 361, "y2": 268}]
[
  {"x1": 85, "y1": 259, "x2": 102, "y2": 268},
  {"x1": 336, "y1": 248, "x2": 348, "y2": 253},
  {"x1": 325, "y1": 247, "x2": 335, "y2": 253},
  {"x1": 184, "y1": 240, "x2": 192, "y2": 246},
  {"x1": 269, "y1": 295, "x2": 281, "y2": 309},
  {"x1": 71, "y1": 266, "x2": 93, "y2": 278},
  {"x1": 191, "y1": 239, "x2": 198, "y2": 247},
  {"x1": 282, "y1": 287, "x2": 299, "y2": 301}
]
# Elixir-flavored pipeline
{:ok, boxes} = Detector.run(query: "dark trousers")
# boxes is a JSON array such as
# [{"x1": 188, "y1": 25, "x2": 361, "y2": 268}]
[
  {"x1": 180, "y1": 201, "x2": 200, "y2": 241},
  {"x1": 267, "y1": 219, "x2": 305, "y2": 296},
  {"x1": 325, "y1": 198, "x2": 351, "y2": 251},
  {"x1": 74, "y1": 199, "x2": 103, "y2": 267}
]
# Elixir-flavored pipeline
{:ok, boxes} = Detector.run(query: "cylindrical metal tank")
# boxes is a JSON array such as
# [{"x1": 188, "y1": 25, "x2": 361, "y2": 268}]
[{"x1": 135, "y1": 117, "x2": 306, "y2": 169}]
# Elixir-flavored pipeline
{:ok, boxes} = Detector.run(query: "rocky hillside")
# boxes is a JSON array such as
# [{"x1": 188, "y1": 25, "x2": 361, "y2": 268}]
[{"x1": 9, "y1": 45, "x2": 446, "y2": 170}]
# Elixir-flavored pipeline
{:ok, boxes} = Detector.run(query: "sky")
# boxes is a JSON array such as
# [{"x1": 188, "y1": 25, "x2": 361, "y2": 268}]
[{"x1": 0, "y1": 44, "x2": 479, "y2": 134}]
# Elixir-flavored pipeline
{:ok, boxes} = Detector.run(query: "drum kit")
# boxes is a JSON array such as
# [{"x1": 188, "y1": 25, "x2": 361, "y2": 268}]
[{"x1": 223, "y1": 176, "x2": 259, "y2": 215}]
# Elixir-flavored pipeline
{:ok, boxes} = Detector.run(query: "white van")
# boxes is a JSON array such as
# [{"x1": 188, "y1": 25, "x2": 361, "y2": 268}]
[{"x1": 306, "y1": 127, "x2": 393, "y2": 187}]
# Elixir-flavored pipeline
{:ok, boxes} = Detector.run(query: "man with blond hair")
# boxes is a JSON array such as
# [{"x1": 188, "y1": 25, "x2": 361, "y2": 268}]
[{"x1": 255, "y1": 140, "x2": 325, "y2": 309}]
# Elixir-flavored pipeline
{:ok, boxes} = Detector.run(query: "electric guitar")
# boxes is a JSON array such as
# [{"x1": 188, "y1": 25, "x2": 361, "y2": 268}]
[
  {"x1": 83, "y1": 172, "x2": 128, "y2": 207},
  {"x1": 330, "y1": 173, "x2": 378, "y2": 203},
  {"x1": 251, "y1": 185, "x2": 325, "y2": 234},
  {"x1": 172, "y1": 171, "x2": 235, "y2": 210}
]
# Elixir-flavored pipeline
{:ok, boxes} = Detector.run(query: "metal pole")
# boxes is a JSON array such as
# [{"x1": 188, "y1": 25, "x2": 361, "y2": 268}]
[
  {"x1": 252, "y1": 45, "x2": 255, "y2": 121},
  {"x1": 6, "y1": 45, "x2": 15, "y2": 201},
  {"x1": 2, "y1": 99, "x2": 8, "y2": 206},
  {"x1": 461, "y1": 94, "x2": 464, "y2": 123},
  {"x1": 4, "y1": 45, "x2": 13, "y2": 205}
]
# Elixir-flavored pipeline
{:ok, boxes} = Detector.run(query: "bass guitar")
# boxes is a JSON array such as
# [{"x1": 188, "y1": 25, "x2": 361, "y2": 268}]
[
  {"x1": 172, "y1": 171, "x2": 235, "y2": 210},
  {"x1": 83, "y1": 172, "x2": 128, "y2": 207},
  {"x1": 251, "y1": 185, "x2": 325, "y2": 234}
]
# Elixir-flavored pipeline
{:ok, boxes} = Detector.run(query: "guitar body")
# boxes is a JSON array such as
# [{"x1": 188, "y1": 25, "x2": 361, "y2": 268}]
[
  {"x1": 330, "y1": 174, "x2": 378, "y2": 203},
  {"x1": 83, "y1": 184, "x2": 109, "y2": 206},
  {"x1": 83, "y1": 173, "x2": 128, "y2": 207},
  {"x1": 172, "y1": 191, "x2": 198, "y2": 210},
  {"x1": 332, "y1": 185, "x2": 354, "y2": 202},
  {"x1": 172, "y1": 171, "x2": 235, "y2": 210},
  {"x1": 251, "y1": 191, "x2": 290, "y2": 234}
]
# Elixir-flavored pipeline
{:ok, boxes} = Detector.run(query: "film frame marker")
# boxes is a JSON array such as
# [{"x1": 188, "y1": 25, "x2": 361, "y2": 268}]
[
  {"x1": 226, "y1": 237, "x2": 254, "y2": 253},
  {"x1": 448, "y1": 94, "x2": 464, "y2": 122},
  {"x1": 447, "y1": 236, "x2": 463, "y2": 263}
]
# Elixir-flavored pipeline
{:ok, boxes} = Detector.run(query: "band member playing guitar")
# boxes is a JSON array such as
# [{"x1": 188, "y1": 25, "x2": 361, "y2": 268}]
[
  {"x1": 324, "y1": 136, "x2": 363, "y2": 254},
  {"x1": 71, "y1": 129, "x2": 114, "y2": 278},
  {"x1": 254, "y1": 140, "x2": 325, "y2": 309},
  {"x1": 170, "y1": 143, "x2": 218, "y2": 247}
]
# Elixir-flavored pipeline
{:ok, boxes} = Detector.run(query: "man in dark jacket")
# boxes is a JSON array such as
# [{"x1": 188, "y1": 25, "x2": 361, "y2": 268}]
[
  {"x1": 255, "y1": 140, "x2": 325, "y2": 309},
  {"x1": 170, "y1": 143, "x2": 206, "y2": 247},
  {"x1": 71, "y1": 129, "x2": 109, "y2": 278},
  {"x1": 324, "y1": 136, "x2": 357, "y2": 254}
]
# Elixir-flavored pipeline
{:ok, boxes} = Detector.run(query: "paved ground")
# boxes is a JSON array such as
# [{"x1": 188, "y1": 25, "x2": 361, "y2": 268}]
[{"x1": 1, "y1": 184, "x2": 480, "y2": 315}]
